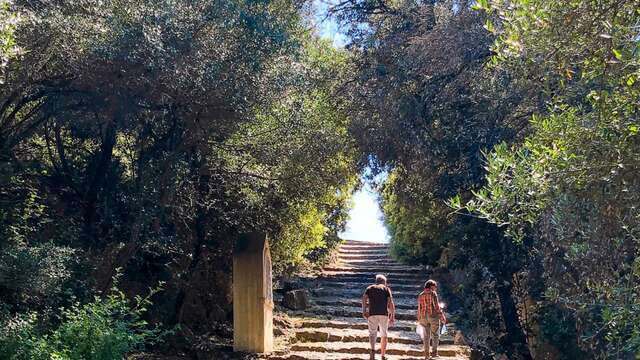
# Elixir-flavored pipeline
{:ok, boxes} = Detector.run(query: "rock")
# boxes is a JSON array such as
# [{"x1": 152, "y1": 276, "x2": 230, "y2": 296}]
[
  {"x1": 297, "y1": 330, "x2": 329, "y2": 342},
  {"x1": 454, "y1": 330, "x2": 468, "y2": 345},
  {"x1": 282, "y1": 280, "x2": 305, "y2": 292},
  {"x1": 273, "y1": 313, "x2": 293, "y2": 328},
  {"x1": 470, "y1": 348, "x2": 491, "y2": 360},
  {"x1": 274, "y1": 276, "x2": 305, "y2": 294},
  {"x1": 283, "y1": 289, "x2": 310, "y2": 310},
  {"x1": 275, "y1": 278, "x2": 305, "y2": 294}
]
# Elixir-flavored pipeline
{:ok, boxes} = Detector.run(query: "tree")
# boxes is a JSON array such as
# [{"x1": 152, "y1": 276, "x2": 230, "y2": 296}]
[
  {"x1": 457, "y1": 0, "x2": 640, "y2": 357},
  {"x1": 1, "y1": 0, "x2": 359, "y2": 353},
  {"x1": 0, "y1": 0, "x2": 20, "y2": 78}
]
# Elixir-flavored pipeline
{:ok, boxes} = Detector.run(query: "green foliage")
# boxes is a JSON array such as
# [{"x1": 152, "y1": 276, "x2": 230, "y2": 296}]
[
  {"x1": 0, "y1": 313, "x2": 46, "y2": 360},
  {"x1": 271, "y1": 204, "x2": 328, "y2": 272},
  {"x1": 478, "y1": 0, "x2": 640, "y2": 85},
  {"x1": 462, "y1": 0, "x2": 640, "y2": 356},
  {"x1": 49, "y1": 286, "x2": 166, "y2": 359},
  {"x1": 538, "y1": 305, "x2": 585, "y2": 359},
  {"x1": 0, "y1": 283, "x2": 165, "y2": 360},
  {"x1": 0, "y1": 165, "x2": 48, "y2": 248},
  {"x1": 0, "y1": 0, "x2": 20, "y2": 77},
  {"x1": 223, "y1": 36, "x2": 359, "y2": 271},
  {"x1": 0, "y1": 243, "x2": 76, "y2": 311},
  {"x1": 381, "y1": 169, "x2": 446, "y2": 264}
]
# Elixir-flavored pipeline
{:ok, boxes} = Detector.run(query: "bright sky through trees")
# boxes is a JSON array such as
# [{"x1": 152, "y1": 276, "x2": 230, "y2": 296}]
[
  {"x1": 339, "y1": 181, "x2": 390, "y2": 243},
  {"x1": 313, "y1": 0, "x2": 348, "y2": 47}
]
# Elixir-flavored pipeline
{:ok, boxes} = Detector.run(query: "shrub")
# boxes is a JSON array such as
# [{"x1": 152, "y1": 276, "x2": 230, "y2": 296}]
[
  {"x1": 0, "y1": 243, "x2": 76, "y2": 312},
  {"x1": 0, "y1": 313, "x2": 50, "y2": 360},
  {"x1": 0, "y1": 284, "x2": 165, "y2": 360}
]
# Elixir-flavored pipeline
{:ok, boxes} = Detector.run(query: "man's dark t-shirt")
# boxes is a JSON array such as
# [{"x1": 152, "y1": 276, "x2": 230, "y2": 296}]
[{"x1": 366, "y1": 284, "x2": 391, "y2": 316}]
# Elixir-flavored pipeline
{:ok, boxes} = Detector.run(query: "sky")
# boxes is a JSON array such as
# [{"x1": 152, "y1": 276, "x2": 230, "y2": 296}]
[
  {"x1": 338, "y1": 180, "x2": 390, "y2": 243},
  {"x1": 313, "y1": 0, "x2": 349, "y2": 47}
]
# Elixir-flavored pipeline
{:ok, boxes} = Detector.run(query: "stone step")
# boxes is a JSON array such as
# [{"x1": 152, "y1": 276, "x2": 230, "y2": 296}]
[
  {"x1": 342, "y1": 240, "x2": 389, "y2": 246},
  {"x1": 337, "y1": 254, "x2": 392, "y2": 260},
  {"x1": 338, "y1": 248, "x2": 390, "y2": 255},
  {"x1": 271, "y1": 352, "x2": 467, "y2": 360},
  {"x1": 297, "y1": 317, "x2": 457, "y2": 333},
  {"x1": 336, "y1": 255, "x2": 393, "y2": 260},
  {"x1": 277, "y1": 293, "x2": 440, "y2": 311},
  {"x1": 313, "y1": 297, "x2": 417, "y2": 310},
  {"x1": 300, "y1": 317, "x2": 413, "y2": 332},
  {"x1": 304, "y1": 305, "x2": 418, "y2": 321},
  {"x1": 314, "y1": 281, "x2": 423, "y2": 293},
  {"x1": 312, "y1": 288, "x2": 421, "y2": 300},
  {"x1": 294, "y1": 327, "x2": 454, "y2": 345},
  {"x1": 316, "y1": 274, "x2": 425, "y2": 284},
  {"x1": 338, "y1": 245, "x2": 389, "y2": 250},
  {"x1": 285, "y1": 306, "x2": 458, "y2": 330},
  {"x1": 289, "y1": 342, "x2": 468, "y2": 358},
  {"x1": 316, "y1": 279, "x2": 426, "y2": 290},
  {"x1": 340, "y1": 245, "x2": 390, "y2": 251},
  {"x1": 323, "y1": 266, "x2": 425, "y2": 274},
  {"x1": 336, "y1": 259, "x2": 404, "y2": 267},
  {"x1": 320, "y1": 271, "x2": 427, "y2": 282},
  {"x1": 313, "y1": 277, "x2": 422, "y2": 287}
]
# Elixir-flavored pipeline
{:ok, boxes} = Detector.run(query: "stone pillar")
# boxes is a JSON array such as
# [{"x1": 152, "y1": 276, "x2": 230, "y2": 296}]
[{"x1": 233, "y1": 233, "x2": 274, "y2": 353}]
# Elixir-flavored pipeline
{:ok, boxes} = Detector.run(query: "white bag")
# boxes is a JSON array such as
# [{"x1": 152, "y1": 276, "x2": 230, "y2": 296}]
[
  {"x1": 440, "y1": 323, "x2": 447, "y2": 335},
  {"x1": 416, "y1": 323, "x2": 425, "y2": 340}
]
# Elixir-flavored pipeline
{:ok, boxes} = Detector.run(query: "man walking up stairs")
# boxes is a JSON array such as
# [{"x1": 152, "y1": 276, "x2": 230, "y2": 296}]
[{"x1": 362, "y1": 274, "x2": 396, "y2": 359}]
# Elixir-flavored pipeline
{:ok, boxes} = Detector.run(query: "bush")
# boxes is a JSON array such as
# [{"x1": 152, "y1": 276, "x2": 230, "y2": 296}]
[
  {"x1": 0, "y1": 313, "x2": 49, "y2": 360},
  {"x1": 539, "y1": 305, "x2": 585, "y2": 359},
  {"x1": 0, "y1": 243, "x2": 77, "y2": 312},
  {"x1": 0, "y1": 284, "x2": 165, "y2": 360}
]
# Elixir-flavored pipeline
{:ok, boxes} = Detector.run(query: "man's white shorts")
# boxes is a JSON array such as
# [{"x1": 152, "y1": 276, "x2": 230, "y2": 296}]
[{"x1": 368, "y1": 315, "x2": 389, "y2": 337}]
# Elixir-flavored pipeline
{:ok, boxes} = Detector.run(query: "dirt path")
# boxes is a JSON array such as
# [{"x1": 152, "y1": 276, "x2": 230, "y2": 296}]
[{"x1": 271, "y1": 240, "x2": 470, "y2": 360}]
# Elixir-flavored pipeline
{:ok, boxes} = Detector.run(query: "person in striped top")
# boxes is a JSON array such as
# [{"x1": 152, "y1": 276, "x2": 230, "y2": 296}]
[{"x1": 417, "y1": 279, "x2": 447, "y2": 359}]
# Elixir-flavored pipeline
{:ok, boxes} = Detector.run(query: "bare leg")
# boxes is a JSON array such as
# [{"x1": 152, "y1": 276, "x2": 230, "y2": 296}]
[
  {"x1": 367, "y1": 317, "x2": 376, "y2": 359},
  {"x1": 369, "y1": 333, "x2": 377, "y2": 357},
  {"x1": 381, "y1": 336, "x2": 387, "y2": 358}
]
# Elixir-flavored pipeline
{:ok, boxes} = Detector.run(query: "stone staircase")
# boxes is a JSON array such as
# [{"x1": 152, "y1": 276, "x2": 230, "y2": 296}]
[{"x1": 271, "y1": 240, "x2": 470, "y2": 360}]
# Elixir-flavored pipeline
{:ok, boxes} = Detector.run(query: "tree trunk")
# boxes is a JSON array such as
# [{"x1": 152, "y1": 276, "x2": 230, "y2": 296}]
[
  {"x1": 83, "y1": 120, "x2": 117, "y2": 239},
  {"x1": 495, "y1": 278, "x2": 533, "y2": 360}
]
